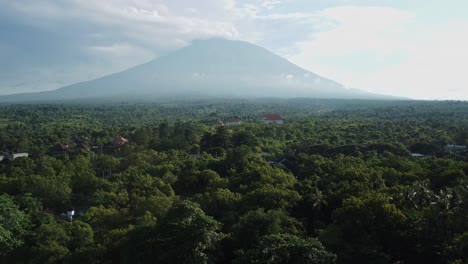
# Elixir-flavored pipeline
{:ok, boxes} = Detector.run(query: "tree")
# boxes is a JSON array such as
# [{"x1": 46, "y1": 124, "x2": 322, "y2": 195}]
[
  {"x1": 231, "y1": 208, "x2": 304, "y2": 253},
  {"x1": 82, "y1": 206, "x2": 128, "y2": 239},
  {"x1": 70, "y1": 155, "x2": 99, "y2": 193},
  {"x1": 123, "y1": 200, "x2": 223, "y2": 264},
  {"x1": 235, "y1": 234, "x2": 336, "y2": 264},
  {"x1": 320, "y1": 193, "x2": 406, "y2": 264},
  {"x1": 158, "y1": 122, "x2": 170, "y2": 139},
  {"x1": 231, "y1": 130, "x2": 256, "y2": 147},
  {"x1": 31, "y1": 219, "x2": 95, "y2": 263},
  {"x1": 132, "y1": 128, "x2": 151, "y2": 146},
  {"x1": 175, "y1": 169, "x2": 227, "y2": 195},
  {"x1": 193, "y1": 188, "x2": 242, "y2": 221},
  {"x1": 0, "y1": 194, "x2": 31, "y2": 255},
  {"x1": 244, "y1": 184, "x2": 301, "y2": 211},
  {"x1": 32, "y1": 219, "x2": 70, "y2": 263},
  {"x1": 92, "y1": 154, "x2": 119, "y2": 178},
  {"x1": 20, "y1": 174, "x2": 71, "y2": 210},
  {"x1": 16, "y1": 193, "x2": 43, "y2": 214}
]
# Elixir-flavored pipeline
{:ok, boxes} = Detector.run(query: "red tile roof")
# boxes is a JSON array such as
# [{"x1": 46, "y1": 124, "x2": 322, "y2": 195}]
[
  {"x1": 263, "y1": 114, "x2": 283, "y2": 120},
  {"x1": 113, "y1": 137, "x2": 128, "y2": 144}
]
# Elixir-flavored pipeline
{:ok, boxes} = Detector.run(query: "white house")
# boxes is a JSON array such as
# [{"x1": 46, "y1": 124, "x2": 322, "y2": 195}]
[
  {"x1": 226, "y1": 118, "x2": 241, "y2": 126},
  {"x1": 445, "y1": 144, "x2": 466, "y2": 151},
  {"x1": 5, "y1": 153, "x2": 28, "y2": 161},
  {"x1": 262, "y1": 114, "x2": 284, "y2": 124}
]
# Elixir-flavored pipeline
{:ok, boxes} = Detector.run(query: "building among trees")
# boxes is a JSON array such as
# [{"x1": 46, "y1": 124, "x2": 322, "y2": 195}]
[
  {"x1": 262, "y1": 114, "x2": 284, "y2": 124},
  {"x1": 214, "y1": 120, "x2": 225, "y2": 126},
  {"x1": 113, "y1": 137, "x2": 128, "y2": 146},
  {"x1": 226, "y1": 118, "x2": 241, "y2": 126}
]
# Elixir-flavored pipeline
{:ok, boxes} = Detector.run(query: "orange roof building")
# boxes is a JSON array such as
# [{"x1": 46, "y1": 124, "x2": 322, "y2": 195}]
[{"x1": 113, "y1": 137, "x2": 128, "y2": 146}]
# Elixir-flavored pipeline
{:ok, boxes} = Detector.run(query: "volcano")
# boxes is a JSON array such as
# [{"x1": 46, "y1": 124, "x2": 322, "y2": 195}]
[{"x1": 0, "y1": 38, "x2": 395, "y2": 102}]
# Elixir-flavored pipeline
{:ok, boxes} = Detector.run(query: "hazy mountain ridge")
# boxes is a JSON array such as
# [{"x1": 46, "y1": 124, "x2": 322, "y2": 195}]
[{"x1": 0, "y1": 39, "x2": 400, "y2": 102}]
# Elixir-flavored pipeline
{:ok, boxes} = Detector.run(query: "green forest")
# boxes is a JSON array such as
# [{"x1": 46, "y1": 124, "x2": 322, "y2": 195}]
[{"x1": 0, "y1": 99, "x2": 467, "y2": 263}]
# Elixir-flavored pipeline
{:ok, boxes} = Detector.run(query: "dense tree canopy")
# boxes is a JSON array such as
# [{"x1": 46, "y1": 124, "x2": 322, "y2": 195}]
[{"x1": 0, "y1": 99, "x2": 466, "y2": 263}]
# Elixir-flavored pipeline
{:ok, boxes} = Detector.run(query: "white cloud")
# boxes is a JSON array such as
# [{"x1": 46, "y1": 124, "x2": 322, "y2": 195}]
[
  {"x1": 0, "y1": 0, "x2": 244, "y2": 94},
  {"x1": 356, "y1": 21, "x2": 468, "y2": 99},
  {"x1": 88, "y1": 43, "x2": 150, "y2": 57},
  {"x1": 289, "y1": 6, "x2": 468, "y2": 100},
  {"x1": 87, "y1": 43, "x2": 155, "y2": 72},
  {"x1": 2, "y1": 1, "x2": 468, "y2": 99},
  {"x1": 291, "y1": 6, "x2": 413, "y2": 57},
  {"x1": 261, "y1": 0, "x2": 282, "y2": 9},
  {"x1": 8, "y1": 0, "x2": 241, "y2": 47}
]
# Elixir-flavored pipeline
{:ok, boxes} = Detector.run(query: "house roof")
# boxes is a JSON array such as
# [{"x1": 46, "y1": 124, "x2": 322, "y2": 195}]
[
  {"x1": 53, "y1": 143, "x2": 69, "y2": 151},
  {"x1": 214, "y1": 121, "x2": 225, "y2": 126},
  {"x1": 78, "y1": 143, "x2": 91, "y2": 151},
  {"x1": 263, "y1": 114, "x2": 283, "y2": 120},
  {"x1": 113, "y1": 137, "x2": 128, "y2": 144},
  {"x1": 227, "y1": 118, "x2": 241, "y2": 122}
]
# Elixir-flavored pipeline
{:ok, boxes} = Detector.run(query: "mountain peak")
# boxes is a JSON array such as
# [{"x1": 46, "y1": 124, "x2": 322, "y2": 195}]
[
  {"x1": 191, "y1": 37, "x2": 242, "y2": 44},
  {"x1": 0, "y1": 39, "x2": 393, "y2": 102},
  {"x1": 191, "y1": 38, "x2": 255, "y2": 46}
]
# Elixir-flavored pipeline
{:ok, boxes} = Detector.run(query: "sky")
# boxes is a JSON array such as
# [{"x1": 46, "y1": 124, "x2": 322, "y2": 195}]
[{"x1": 0, "y1": 0, "x2": 467, "y2": 100}]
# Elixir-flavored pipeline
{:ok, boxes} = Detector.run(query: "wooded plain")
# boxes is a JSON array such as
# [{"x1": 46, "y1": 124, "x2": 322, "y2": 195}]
[{"x1": 0, "y1": 99, "x2": 467, "y2": 263}]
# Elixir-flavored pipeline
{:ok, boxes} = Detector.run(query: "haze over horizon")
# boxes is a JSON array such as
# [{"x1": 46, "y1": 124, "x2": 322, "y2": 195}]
[{"x1": 1, "y1": 0, "x2": 467, "y2": 100}]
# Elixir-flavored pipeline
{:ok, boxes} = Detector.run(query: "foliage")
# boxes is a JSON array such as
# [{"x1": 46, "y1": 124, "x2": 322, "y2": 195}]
[
  {"x1": 0, "y1": 99, "x2": 466, "y2": 263},
  {"x1": 234, "y1": 233, "x2": 336, "y2": 264},
  {"x1": 0, "y1": 194, "x2": 31, "y2": 255}
]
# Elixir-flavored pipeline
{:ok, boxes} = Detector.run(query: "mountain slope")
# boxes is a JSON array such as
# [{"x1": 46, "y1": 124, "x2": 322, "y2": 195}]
[{"x1": 0, "y1": 39, "x2": 396, "y2": 102}]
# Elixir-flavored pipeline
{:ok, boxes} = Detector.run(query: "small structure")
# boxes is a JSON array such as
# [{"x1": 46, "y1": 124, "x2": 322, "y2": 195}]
[
  {"x1": 262, "y1": 114, "x2": 284, "y2": 124},
  {"x1": 445, "y1": 144, "x2": 466, "y2": 151},
  {"x1": 226, "y1": 118, "x2": 241, "y2": 126},
  {"x1": 77, "y1": 142, "x2": 91, "y2": 151},
  {"x1": 66, "y1": 209, "x2": 75, "y2": 222},
  {"x1": 214, "y1": 121, "x2": 225, "y2": 126},
  {"x1": 51, "y1": 144, "x2": 69, "y2": 155},
  {"x1": 268, "y1": 158, "x2": 288, "y2": 167},
  {"x1": 113, "y1": 137, "x2": 128, "y2": 146},
  {"x1": 6, "y1": 153, "x2": 29, "y2": 160},
  {"x1": 0, "y1": 152, "x2": 29, "y2": 161},
  {"x1": 411, "y1": 153, "x2": 425, "y2": 157}
]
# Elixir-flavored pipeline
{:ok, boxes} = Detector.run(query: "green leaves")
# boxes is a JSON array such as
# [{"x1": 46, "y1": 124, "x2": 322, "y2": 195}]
[
  {"x1": 123, "y1": 200, "x2": 223, "y2": 264},
  {"x1": 32, "y1": 219, "x2": 95, "y2": 263},
  {"x1": 0, "y1": 194, "x2": 31, "y2": 255},
  {"x1": 235, "y1": 234, "x2": 336, "y2": 264},
  {"x1": 232, "y1": 208, "x2": 304, "y2": 251},
  {"x1": 321, "y1": 193, "x2": 406, "y2": 263},
  {"x1": 0, "y1": 100, "x2": 466, "y2": 263}
]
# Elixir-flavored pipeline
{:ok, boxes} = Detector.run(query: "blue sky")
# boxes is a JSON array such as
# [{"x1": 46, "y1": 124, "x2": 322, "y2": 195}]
[{"x1": 0, "y1": 0, "x2": 467, "y2": 99}]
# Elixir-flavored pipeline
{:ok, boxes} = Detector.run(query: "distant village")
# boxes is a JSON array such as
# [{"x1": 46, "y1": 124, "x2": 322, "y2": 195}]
[
  {"x1": 0, "y1": 114, "x2": 284, "y2": 163},
  {"x1": 215, "y1": 113, "x2": 284, "y2": 126},
  {"x1": 0, "y1": 112, "x2": 466, "y2": 164},
  {"x1": 0, "y1": 111, "x2": 466, "y2": 226}
]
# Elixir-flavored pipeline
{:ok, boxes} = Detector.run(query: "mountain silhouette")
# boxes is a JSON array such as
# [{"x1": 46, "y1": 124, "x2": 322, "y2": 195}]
[{"x1": 0, "y1": 39, "x2": 397, "y2": 102}]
